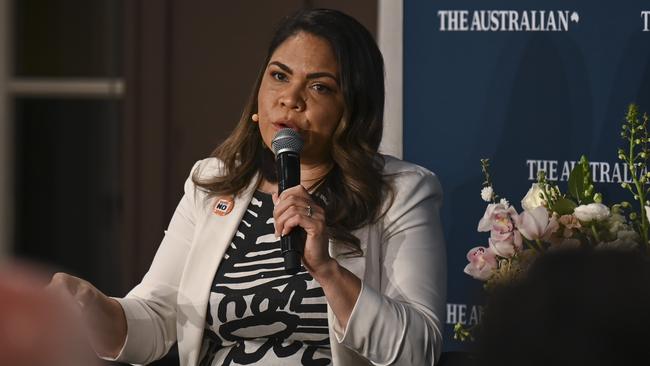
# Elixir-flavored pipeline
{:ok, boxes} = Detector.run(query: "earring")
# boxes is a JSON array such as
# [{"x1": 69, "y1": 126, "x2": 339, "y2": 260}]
[{"x1": 251, "y1": 113, "x2": 259, "y2": 122}]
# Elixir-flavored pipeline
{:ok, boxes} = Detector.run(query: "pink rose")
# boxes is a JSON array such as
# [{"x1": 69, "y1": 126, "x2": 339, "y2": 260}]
[
  {"x1": 558, "y1": 214, "x2": 581, "y2": 238},
  {"x1": 464, "y1": 246, "x2": 497, "y2": 280},
  {"x1": 515, "y1": 206, "x2": 559, "y2": 241}
]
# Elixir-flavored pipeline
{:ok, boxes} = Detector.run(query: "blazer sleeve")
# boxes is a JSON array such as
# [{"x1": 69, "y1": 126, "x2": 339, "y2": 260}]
[
  {"x1": 109, "y1": 160, "x2": 204, "y2": 364},
  {"x1": 333, "y1": 168, "x2": 447, "y2": 365}
]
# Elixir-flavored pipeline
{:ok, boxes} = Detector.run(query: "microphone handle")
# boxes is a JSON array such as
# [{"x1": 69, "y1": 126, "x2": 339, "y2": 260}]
[{"x1": 277, "y1": 151, "x2": 303, "y2": 274}]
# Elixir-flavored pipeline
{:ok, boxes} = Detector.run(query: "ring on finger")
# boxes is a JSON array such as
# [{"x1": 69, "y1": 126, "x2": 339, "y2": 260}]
[{"x1": 306, "y1": 205, "x2": 312, "y2": 217}]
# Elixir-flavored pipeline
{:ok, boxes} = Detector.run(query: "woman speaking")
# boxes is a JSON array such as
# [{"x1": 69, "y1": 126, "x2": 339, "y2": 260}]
[{"x1": 48, "y1": 8, "x2": 447, "y2": 366}]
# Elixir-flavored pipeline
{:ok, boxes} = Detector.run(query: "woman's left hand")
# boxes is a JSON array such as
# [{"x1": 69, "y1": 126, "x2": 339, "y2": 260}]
[{"x1": 273, "y1": 185, "x2": 333, "y2": 275}]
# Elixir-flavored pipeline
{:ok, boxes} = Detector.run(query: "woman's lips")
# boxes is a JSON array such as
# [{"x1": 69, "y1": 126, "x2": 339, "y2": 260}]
[
  {"x1": 271, "y1": 123, "x2": 307, "y2": 141},
  {"x1": 272, "y1": 122, "x2": 299, "y2": 131}
]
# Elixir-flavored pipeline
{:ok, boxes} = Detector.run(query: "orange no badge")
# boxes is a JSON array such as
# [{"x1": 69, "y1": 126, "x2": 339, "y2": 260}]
[{"x1": 213, "y1": 197, "x2": 234, "y2": 216}]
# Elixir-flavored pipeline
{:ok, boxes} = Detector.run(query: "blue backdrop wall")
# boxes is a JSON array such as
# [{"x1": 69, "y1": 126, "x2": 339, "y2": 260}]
[{"x1": 403, "y1": 0, "x2": 650, "y2": 351}]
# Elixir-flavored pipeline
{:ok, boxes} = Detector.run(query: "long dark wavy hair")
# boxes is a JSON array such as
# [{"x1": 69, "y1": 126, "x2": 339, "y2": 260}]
[{"x1": 194, "y1": 8, "x2": 392, "y2": 255}]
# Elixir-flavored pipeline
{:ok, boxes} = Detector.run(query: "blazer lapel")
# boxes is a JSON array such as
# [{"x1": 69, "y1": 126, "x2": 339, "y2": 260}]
[{"x1": 176, "y1": 176, "x2": 259, "y2": 366}]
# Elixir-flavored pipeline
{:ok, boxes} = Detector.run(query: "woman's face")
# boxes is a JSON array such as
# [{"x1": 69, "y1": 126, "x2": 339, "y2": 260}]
[{"x1": 257, "y1": 31, "x2": 345, "y2": 165}]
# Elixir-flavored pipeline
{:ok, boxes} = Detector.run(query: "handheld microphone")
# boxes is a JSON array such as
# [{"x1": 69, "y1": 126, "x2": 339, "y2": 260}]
[{"x1": 271, "y1": 128, "x2": 305, "y2": 275}]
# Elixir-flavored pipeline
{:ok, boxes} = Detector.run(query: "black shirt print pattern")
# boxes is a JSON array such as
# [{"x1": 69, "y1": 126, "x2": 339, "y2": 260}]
[{"x1": 198, "y1": 190, "x2": 331, "y2": 366}]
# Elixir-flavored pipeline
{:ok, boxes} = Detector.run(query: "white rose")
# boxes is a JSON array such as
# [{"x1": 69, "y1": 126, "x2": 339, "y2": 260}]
[
  {"x1": 481, "y1": 186, "x2": 494, "y2": 202},
  {"x1": 573, "y1": 203, "x2": 611, "y2": 222},
  {"x1": 521, "y1": 183, "x2": 545, "y2": 212}
]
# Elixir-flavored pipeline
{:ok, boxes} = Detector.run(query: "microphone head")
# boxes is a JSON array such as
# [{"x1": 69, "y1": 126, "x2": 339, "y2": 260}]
[{"x1": 271, "y1": 128, "x2": 304, "y2": 156}]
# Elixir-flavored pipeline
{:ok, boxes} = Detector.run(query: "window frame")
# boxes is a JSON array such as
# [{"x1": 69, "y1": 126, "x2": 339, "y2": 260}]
[{"x1": 0, "y1": 0, "x2": 124, "y2": 259}]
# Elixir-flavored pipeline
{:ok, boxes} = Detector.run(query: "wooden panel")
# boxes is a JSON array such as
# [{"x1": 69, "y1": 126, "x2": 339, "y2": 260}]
[
  {"x1": 312, "y1": 0, "x2": 378, "y2": 36},
  {"x1": 167, "y1": 0, "x2": 304, "y2": 214},
  {"x1": 121, "y1": 0, "x2": 172, "y2": 289}
]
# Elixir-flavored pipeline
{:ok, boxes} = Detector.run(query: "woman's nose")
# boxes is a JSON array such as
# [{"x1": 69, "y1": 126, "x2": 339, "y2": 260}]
[{"x1": 279, "y1": 85, "x2": 306, "y2": 112}]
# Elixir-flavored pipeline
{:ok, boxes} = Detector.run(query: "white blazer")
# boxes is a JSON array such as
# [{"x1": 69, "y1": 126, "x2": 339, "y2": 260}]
[{"x1": 111, "y1": 155, "x2": 447, "y2": 365}]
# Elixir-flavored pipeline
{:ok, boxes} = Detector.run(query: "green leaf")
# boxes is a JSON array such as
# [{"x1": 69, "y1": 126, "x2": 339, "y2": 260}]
[
  {"x1": 568, "y1": 164, "x2": 585, "y2": 202},
  {"x1": 552, "y1": 197, "x2": 577, "y2": 216},
  {"x1": 568, "y1": 157, "x2": 594, "y2": 204}
]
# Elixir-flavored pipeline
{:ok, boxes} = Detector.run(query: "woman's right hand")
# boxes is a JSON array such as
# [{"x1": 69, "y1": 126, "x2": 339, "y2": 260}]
[{"x1": 47, "y1": 272, "x2": 127, "y2": 359}]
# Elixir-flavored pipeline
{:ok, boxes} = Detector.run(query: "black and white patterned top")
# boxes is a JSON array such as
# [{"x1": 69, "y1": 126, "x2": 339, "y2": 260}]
[{"x1": 198, "y1": 190, "x2": 332, "y2": 366}]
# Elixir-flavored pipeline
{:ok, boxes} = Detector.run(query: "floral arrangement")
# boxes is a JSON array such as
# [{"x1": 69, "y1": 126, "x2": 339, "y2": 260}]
[{"x1": 455, "y1": 104, "x2": 649, "y2": 341}]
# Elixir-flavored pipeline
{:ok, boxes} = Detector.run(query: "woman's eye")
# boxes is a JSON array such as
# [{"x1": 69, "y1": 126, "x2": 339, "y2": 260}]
[
  {"x1": 271, "y1": 71, "x2": 287, "y2": 81},
  {"x1": 311, "y1": 83, "x2": 332, "y2": 94}
]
